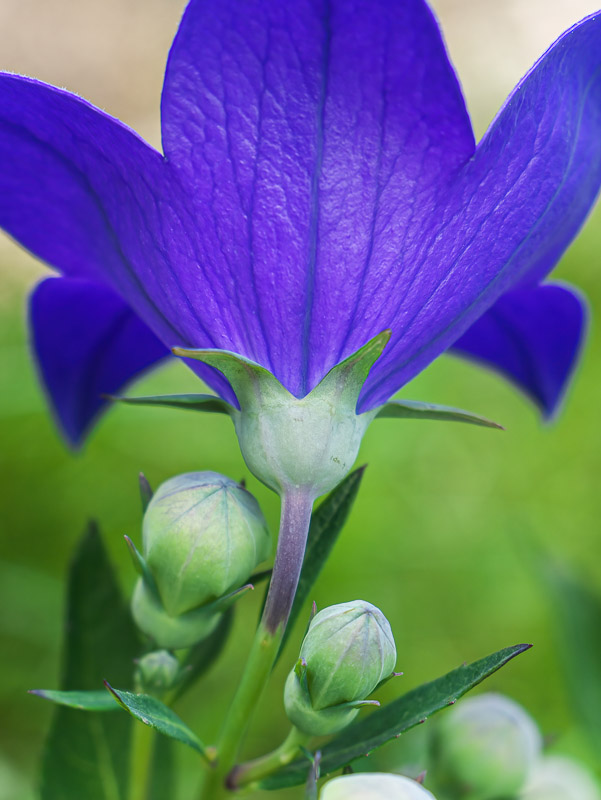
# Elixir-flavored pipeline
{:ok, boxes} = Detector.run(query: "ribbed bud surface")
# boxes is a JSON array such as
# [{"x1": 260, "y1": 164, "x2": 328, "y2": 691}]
[{"x1": 284, "y1": 600, "x2": 396, "y2": 736}]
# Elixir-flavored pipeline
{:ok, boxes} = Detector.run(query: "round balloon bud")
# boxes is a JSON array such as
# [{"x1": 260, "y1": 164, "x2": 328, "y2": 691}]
[
  {"x1": 437, "y1": 693, "x2": 542, "y2": 798},
  {"x1": 284, "y1": 600, "x2": 397, "y2": 736},
  {"x1": 143, "y1": 472, "x2": 270, "y2": 615},
  {"x1": 130, "y1": 471, "x2": 270, "y2": 648},
  {"x1": 520, "y1": 756, "x2": 601, "y2": 800},
  {"x1": 320, "y1": 773, "x2": 437, "y2": 800}
]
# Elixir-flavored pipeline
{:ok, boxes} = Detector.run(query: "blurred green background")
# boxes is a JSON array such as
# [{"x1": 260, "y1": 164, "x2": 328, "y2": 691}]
[{"x1": 1, "y1": 0, "x2": 601, "y2": 797}]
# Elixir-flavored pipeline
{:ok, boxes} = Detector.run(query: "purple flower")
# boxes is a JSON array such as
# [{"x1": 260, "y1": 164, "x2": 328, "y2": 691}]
[{"x1": 1, "y1": 0, "x2": 600, "y2": 445}]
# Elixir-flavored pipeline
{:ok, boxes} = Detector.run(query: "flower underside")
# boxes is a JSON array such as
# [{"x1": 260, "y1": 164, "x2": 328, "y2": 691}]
[{"x1": 0, "y1": 0, "x2": 598, "y2": 443}]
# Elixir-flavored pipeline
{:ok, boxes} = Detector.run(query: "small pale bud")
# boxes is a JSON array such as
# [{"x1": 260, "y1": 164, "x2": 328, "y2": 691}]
[
  {"x1": 143, "y1": 472, "x2": 270, "y2": 615},
  {"x1": 520, "y1": 756, "x2": 601, "y2": 800},
  {"x1": 320, "y1": 773, "x2": 437, "y2": 799},
  {"x1": 284, "y1": 600, "x2": 396, "y2": 736},
  {"x1": 437, "y1": 693, "x2": 542, "y2": 798},
  {"x1": 130, "y1": 471, "x2": 269, "y2": 648},
  {"x1": 134, "y1": 650, "x2": 180, "y2": 696}
]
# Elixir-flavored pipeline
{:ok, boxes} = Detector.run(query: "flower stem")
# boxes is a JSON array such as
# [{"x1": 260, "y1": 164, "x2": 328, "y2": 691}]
[
  {"x1": 128, "y1": 721, "x2": 155, "y2": 800},
  {"x1": 200, "y1": 487, "x2": 314, "y2": 797},
  {"x1": 227, "y1": 726, "x2": 310, "y2": 789}
]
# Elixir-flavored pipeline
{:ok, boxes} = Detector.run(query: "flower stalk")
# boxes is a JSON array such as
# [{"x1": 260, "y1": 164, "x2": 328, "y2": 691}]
[
  {"x1": 201, "y1": 488, "x2": 315, "y2": 797},
  {"x1": 226, "y1": 726, "x2": 310, "y2": 790}
]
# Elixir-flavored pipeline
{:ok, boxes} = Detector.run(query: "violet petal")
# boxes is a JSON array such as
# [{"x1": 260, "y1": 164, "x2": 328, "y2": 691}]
[
  {"x1": 359, "y1": 13, "x2": 601, "y2": 410},
  {"x1": 30, "y1": 278, "x2": 168, "y2": 446},
  {"x1": 161, "y1": 0, "x2": 475, "y2": 396},
  {"x1": 450, "y1": 283, "x2": 587, "y2": 418}
]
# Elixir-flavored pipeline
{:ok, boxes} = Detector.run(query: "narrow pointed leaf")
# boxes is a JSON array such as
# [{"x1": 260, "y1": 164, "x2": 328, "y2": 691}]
[
  {"x1": 376, "y1": 400, "x2": 503, "y2": 430},
  {"x1": 174, "y1": 610, "x2": 234, "y2": 700},
  {"x1": 40, "y1": 523, "x2": 139, "y2": 800},
  {"x1": 104, "y1": 684, "x2": 207, "y2": 758},
  {"x1": 260, "y1": 643, "x2": 531, "y2": 789},
  {"x1": 277, "y1": 468, "x2": 366, "y2": 660},
  {"x1": 31, "y1": 689, "x2": 119, "y2": 712},
  {"x1": 109, "y1": 392, "x2": 233, "y2": 415}
]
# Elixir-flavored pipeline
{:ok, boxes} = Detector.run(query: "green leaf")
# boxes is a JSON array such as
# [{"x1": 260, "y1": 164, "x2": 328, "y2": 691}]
[
  {"x1": 31, "y1": 689, "x2": 118, "y2": 712},
  {"x1": 174, "y1": 609, "x2": 234, "y2": 700},
  {"x1": 542, "y1": 561, "x2": 601, "y2": 756},
  {"x1": 260, "y1": 643, "x2": 530, "y2": 789},
  {"x1": 375, "y1": 399, "x2": 504, "y2": 430},
  {"x1": 108, "y1": 392, "x2": 233, "y2": 415},
  {"x1": 104, "y1": 683, "x2": 208, "y2": 759},
  {"x1": 40, "y1": 522, "x2": 140, "y2": 800},
  {"x1": 278, "y1": 467, "x2": 366, "y2": 660}
]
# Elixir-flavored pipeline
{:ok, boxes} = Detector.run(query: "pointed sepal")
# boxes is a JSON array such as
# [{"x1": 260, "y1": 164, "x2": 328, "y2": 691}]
[
  {"x1": 175, "y1": 337, "x2": 387, "y2": 497},
  {"x1": 294, "y1": 658, "x2": 310, "y2": 696},
  {"x1": 204, "y1": 583, "x2": 254, "y2": 615},
  {"x1": 139, "y1": 472, "x2": 153, "y2": 512},
  {"x1": 313, "y1": 331, "x2": 390, "y2": 408},
  {"x1": 334, "y1": 699, "x2": 380, "y2": 710},
  {"x1": 107, "y1": 392, "x2": 234, "y2": 415},
  {"x1": 124, "y1": 535, "x2": 161, "y2": 600},
  {"x1": 375, "y1": 399, "x2": 504, "y2": 430},
  {"x1": 171, "y1": 347, "x2": 284, "y2": 408}
]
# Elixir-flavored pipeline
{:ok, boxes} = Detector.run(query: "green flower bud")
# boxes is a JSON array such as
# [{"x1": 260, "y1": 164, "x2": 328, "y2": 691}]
[
  {"x1": 284, "y1": 600, "x2": 396, "y2": 736},
  {"x1": 437, "y1": 693, "x2": 542, "y2": 799},
  {"x1": 134, "y1": 650, "x2": 181, "y2": 696},
  {"x1": 520, "y1": 756, "x2": 601, "y2": 800},
  {"x1": 321, "y1": 773, "x2": 437, "y2": 800},
  {"x1": 130, "y1": 471, "x2": 270, "y2": 648},
  {"x1": 143, "y1": 472, "x2": 270, "y2": 614}
]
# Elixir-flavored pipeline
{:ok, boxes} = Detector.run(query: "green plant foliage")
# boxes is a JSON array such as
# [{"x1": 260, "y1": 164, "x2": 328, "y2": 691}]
[
  {"x1": 375, "y1": 399, "x2": 504, "y2": 429},
  {"x1": 31, "y1": 689, "x2": 118, "y2": 711},
  {"x1": 260, "y1": 643, "x2": 531, "y2": 789},
  {"x1": 109, "y1": 392, "x2": 233, "y2": 415},
  {"x1": 39, "y1": 523, "x2": 139, "y2": 800},
  {"x1": 105, "y1": 684, "x2": 207, "y2": 758}
]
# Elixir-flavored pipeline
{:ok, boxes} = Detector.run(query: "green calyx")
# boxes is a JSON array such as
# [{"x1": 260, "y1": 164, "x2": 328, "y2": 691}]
[
  {"x1": 131, "y1": 579, "x2": 252, "y2": 650},
  {"x1": 283, "y1": 600, "x2": 397, "y2": 736},
  {"x1": 129, "y1": 471, "x2": 269, "y2": 649},
  {"x1": 174, "y1": 332, "x2": 390, "y2": 498}
]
